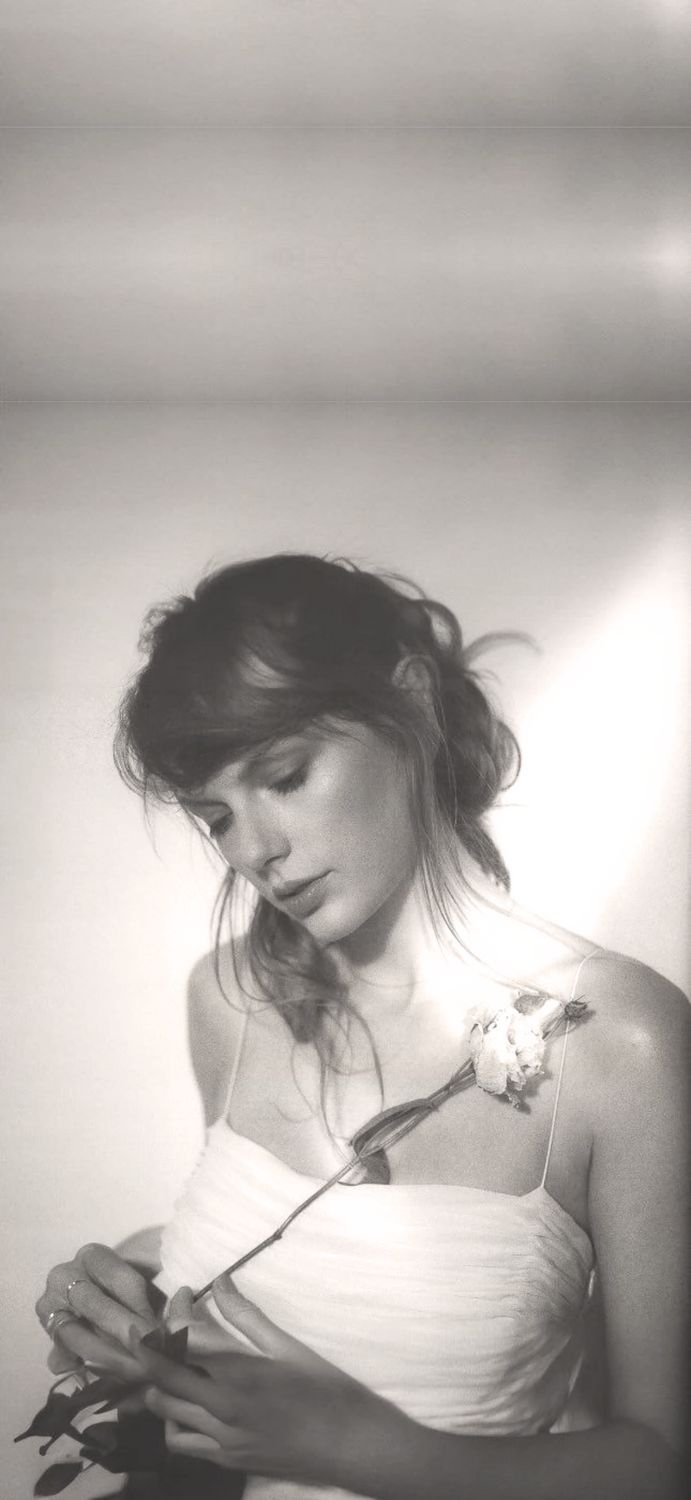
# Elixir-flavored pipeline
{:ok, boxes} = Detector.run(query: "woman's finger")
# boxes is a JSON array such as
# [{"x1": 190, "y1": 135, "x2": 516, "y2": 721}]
[
  {"x1": 37, "y1": 1245, "x2": 159, "y2": 1366},
  {"x1": 166, "y1": 1285, "x2": 194, "y2": 1332},
  {"x1": 185, "y1": 1309, "x2": 263, "y2": 1362},
  {"x1": 76, "y1": 1243, "x2": 158, "y2": 1319},
  {"x1": 211, "y1": 1275, "x2": 329, "y2": 1371},
  {"x1": 35, "y1": 1291, "x2": 66, "y2": 1328},
  {"x1": 50, "y1": 1318, "x2": 145, "y2": 1379},
  {"x1": 132, "y1": 1341, "x2": 242, "y2": 1423},
  {"x1": 41, "y1": 1246, "x2": 154, "y2": 1322},
  {"x1": 164, "y1": 1418, "x2": 223, "y2": 1459},
  {"x1": 145, "y1": 1387, "x2": 229, "y2": 1442},
  {"x1": 65, "y1": 1276, "x2": 155, "y2": 1347},
  {"x1": 47, "y1": 1336, "x2": 85, "y2": 1375}
]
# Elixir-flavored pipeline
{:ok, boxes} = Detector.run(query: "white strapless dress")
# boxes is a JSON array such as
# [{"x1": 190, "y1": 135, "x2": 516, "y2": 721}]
[{"x1": 156, "y1": 1117, "x2": 596, "y2": 1500}]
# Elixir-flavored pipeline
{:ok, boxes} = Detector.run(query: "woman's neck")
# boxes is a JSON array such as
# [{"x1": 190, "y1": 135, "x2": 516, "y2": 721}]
[{"x1": 329, "y1": 860, "x2": 515, "y2": 1020}]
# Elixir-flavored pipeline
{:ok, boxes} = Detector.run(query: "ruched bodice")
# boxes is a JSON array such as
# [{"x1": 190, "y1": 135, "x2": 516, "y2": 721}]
[
  {"x1": 156, "y1": 953, "x2": 605, "y2": 1498},
  {"x1": 157, "y1": 1118, "x2": 596, "y2": 1500}
]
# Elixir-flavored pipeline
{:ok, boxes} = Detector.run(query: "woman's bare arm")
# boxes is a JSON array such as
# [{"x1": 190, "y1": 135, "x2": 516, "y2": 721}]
[
  {"x1": 186, "y1": 940, "x2": 245, "y2": 1128},
  {"x1": 114, "y1": 1225, "x2": 163, "y2": 1278},
  {"x1": 114, "y1": 946, "x2": 243, "y2": 1276},
  {"x1": 111, "y1": 950, "x2": 242, "y2": 1280}
]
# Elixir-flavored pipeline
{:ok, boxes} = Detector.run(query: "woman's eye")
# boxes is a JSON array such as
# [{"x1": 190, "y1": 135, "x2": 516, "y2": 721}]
[
  {"x1": 207, "y1": 767, "x2": 306, "y2": 838},
  {"x1": 272, "y1": 765, "x2": 307, "y2": 795},
  {"x1": 209, "y1": 813, "x2": 232, "y2": 840}
]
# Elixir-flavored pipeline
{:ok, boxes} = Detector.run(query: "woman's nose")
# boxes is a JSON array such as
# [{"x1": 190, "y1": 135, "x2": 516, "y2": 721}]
[{"x1": 231, "y1": 809, "x2": 289, "y2": 879}]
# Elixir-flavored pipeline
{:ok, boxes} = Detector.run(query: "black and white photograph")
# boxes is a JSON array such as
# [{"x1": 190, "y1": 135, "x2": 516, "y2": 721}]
[{"x1": 2, "y1": 5, "x2": 690, "y2": 1498}]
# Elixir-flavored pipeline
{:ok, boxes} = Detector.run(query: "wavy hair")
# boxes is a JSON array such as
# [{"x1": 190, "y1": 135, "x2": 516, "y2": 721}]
[{"x1": 114, "y1": 553, "x2": 524, "y2": 1096}]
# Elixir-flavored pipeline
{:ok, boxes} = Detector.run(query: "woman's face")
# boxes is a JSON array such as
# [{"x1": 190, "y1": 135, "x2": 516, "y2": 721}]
[{"x1": 180, "y1": 722, "x2": 420, "y2": 945}]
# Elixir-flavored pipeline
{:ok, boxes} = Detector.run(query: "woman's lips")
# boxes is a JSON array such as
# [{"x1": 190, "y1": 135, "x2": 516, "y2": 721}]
[{"x1": 274, "y1": 873, "x2": 329, "y2": 917}]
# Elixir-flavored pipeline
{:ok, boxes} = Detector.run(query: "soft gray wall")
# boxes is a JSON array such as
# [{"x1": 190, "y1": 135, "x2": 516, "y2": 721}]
[
  {"x1": 1, "y1": 0, "x2": 690, "y2": 125},
  {"x1": 2, "y1": 128, "x2": 690, "y2": 399},
  {"x1": 2, "y1": 5, "x2": 690, "y2": 1495}
]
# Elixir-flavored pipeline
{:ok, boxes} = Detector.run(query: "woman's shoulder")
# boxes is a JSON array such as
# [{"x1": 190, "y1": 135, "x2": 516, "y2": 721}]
[
  {"x1": 578, "y1": 947, "x2": 687, "y2": 1009},
  {"x1": 504, "y1": 893, "x2": 687, "y2": 1032},
  {"x1": 187, "y1": 936, "x2": 251, "y2": 1018},
  {"x1": 501, "y1": 895, "x2": 689, "y2": 1094},
  {"x1": 186, "y1": 937, "x2": 253, "y2": 1126},
  {"x1": 539, "y1": 942, "x2": 689, "y2": 1175},
  {"x1": 574, "y1": 949, "x2": 689, "y2": 1097}
]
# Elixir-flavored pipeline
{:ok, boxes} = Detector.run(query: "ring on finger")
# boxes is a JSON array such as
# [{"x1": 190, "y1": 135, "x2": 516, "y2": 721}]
[
  {"x1": 45, "y1": 1308, "x2": 80, "y2": 1337},
  {"x1": 66, "y1": 1277, "x2": 89, "y2": 1299}
]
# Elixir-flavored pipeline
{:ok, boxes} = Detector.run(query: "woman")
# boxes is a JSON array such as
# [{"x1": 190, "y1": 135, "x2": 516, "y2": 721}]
[{"x1": 36, "y1": 553, "x2": 688, "y2": 1499}]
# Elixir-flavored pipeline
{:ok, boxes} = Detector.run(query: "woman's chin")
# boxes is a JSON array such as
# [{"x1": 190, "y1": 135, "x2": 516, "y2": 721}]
[
  {"x1": 299, "y1": 898, "x2": 372, "y2": 949},
  {"x1": 300, "y1": 908, "x2": 352, "y2": 948}
]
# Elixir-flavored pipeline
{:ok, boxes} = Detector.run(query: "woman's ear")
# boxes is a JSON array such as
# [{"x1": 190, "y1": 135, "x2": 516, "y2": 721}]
[{"x1": 392, "y1": 655, "x2": 441, "y2": 741}]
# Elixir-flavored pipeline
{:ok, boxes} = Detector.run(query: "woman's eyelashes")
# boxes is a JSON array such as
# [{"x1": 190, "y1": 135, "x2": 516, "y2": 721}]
[
  {"x1": 208, "y1": 764, "x2": 308, "y2": 841},
  {"x1": 208, "y1": 812, "x2": 232, "y2": 839},
  {"x1": 272, "y1": 763, "x2": 308, "y2": 796}
]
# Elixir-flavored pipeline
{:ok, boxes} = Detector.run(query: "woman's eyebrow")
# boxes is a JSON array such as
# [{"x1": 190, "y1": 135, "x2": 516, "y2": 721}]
[
  {"x1": 243, "y1": 737, "x2": 306, "y2": 775},
  {"x1": 178, "y1": 794, "x2": 229, "y2": 811},
  {"x1": 179, "y1": 739, "x2": 307, "y2": 809}
]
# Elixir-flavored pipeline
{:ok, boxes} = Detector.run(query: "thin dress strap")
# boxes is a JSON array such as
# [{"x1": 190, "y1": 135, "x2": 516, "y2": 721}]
[
  {"x1": 540, "y1": 949, "x2": 605, "y2": 1190},
  {"x1": 215, "y1": 1003, "x2": 251, "y2": 1126}
]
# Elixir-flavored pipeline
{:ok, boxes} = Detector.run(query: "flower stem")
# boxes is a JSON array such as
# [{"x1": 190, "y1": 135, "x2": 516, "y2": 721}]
[{"x1": 191, "y1": 1154, "x2": 361, "y2": 1303}]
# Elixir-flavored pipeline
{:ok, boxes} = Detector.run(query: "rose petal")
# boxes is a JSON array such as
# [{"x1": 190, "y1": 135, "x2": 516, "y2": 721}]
[{"x1": 472, "y1": 1026, "x2": 510, "y2": 1094}]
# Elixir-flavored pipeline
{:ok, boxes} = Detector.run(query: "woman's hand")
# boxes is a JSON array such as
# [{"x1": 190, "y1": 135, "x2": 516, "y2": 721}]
[
  {"x1": 135, "y1": 1276, "x2": 412, "y2": 1492},
  {"x1": 35, "y1": 1242, "x2": 159, "y2": 1380}
]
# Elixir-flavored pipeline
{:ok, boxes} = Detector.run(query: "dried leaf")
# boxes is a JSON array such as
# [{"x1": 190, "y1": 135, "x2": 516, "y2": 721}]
[
  {"x1": 92, "y1": 1380, "x2": 143, "y2": 1415},
  {"x1": 513, "y1": 989, "x2": 550, "y2": 1016},
  {"x1": 350, "y1": 1097, "x2": 434, "y2": 1158},
  {"x1": 139, "y1": 1325, "x2": 166, "y2": 1354},
  {"x1": 80, "y1": 1411, "x2": 168, "y2": 1473},
  {"x1": 38, "y1": 1430, "x2": 81, "y2": 1457},
  {"x1": 34, "y1": 1462, "x2": 85, "y2": 1496},
  {"x1": 342, "y1": 1149, "x2": 391, "y2": 1185},
  {"x1": 162, "y1": 1323, "x2": 189, "y2": 1361},
  {"x1": 349, "y1": 1061, "x2": 477, "y2": 1166},
  {"x1": 61, "y1": 1375, "x2": 132, "y2": 1418},
  {"x1": 145, "y1": 1280, "x2": 168, "y2": 1317},
  {"x1": 564, "y1": 999, "x2": 588, "y2": 1021},
  {"x1": 15, "y1": 1393, "x2": 73, "y2": 1443},
  {"x1": 77, "y1": 1421, "x2": 119, "y2": 1454}
]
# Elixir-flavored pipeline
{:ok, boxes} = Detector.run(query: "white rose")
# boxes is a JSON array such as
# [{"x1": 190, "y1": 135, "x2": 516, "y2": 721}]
[
  {"x1": 509, "y1": 1010, "x2": 545, "y2": 1079},
  {"x1": 470, "y1": 1005, "x2": 546, "y2": 1101}
]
